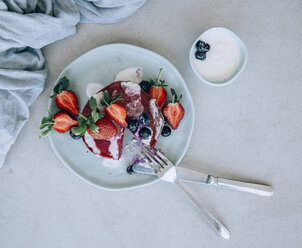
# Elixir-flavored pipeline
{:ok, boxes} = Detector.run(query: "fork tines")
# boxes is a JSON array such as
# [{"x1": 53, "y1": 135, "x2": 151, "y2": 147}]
[{"x1": 141, "y1": 146, "x2": 173, "y2": 176}]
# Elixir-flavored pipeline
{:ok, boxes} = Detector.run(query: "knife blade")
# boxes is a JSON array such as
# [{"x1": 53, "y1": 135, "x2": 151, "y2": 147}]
[{"x1": 132, "y1": 164, "x2": 210, "y2": 183}]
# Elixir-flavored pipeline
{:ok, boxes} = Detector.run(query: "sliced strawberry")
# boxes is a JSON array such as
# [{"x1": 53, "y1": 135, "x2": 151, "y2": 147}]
[
  {"x1": 163, "y1": 89, "x2": 184, "y2": 130},
  {"x1": 56, "y1": 90, "x2": 79, "y2": 116},
  {"x1": 53, "y1": 112, "x2": 78, "y2": 133},
  {"x1": 149, "y1": 68, "x2": 167, "y2": 109},
  {"x1": 87, "y1": 116, "x2": 117, "y2": 140},
  {"x1": 149, "y1": 86, "x2": 167, "y2": 109},
  {"x1": 105, "y1": 103, "x2": 127, "y2": 126},
  {"x1": 101, "y1": 90, "x2": 128, "y2": 126}
]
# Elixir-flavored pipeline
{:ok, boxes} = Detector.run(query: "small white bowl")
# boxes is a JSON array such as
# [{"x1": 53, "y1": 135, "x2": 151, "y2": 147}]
[{"x1": 189, "y1": 27, "x2": 248, "y2": 86}]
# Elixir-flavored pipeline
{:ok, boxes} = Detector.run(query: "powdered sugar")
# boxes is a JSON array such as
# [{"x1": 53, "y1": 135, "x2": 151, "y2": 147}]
[{"x1": 121, "y1": 81, "x2": 141, "y2": 96}]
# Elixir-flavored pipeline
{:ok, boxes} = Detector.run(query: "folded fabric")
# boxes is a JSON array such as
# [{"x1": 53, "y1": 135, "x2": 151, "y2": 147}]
[{"x1": 0, "y1": 0, "x2": 146, "y2": 167}]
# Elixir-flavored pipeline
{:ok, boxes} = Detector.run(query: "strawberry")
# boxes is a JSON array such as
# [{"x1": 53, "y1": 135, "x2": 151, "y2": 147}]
[
  {"x1": 55, "y1": 91, "x2": 79, "y2": 116},
  {"x1": 51, "y1": 77, "x2": 79, "y2": 116},
  {"x1": 149, "y1": 68, "x2": 167, "y2": 109},
  {"x1": 39, "y1": 110, "x2": 78, "y2": 138},
  {"x1": 102, "y1": 91, "x2": 127, "y2": 126},
  {"x1": 163, "y1": 89, "x2": 185, "y2": 130},
  {"x1": 87, "y1": 116, "x2": 117, "y2": 140},
  {"x1": 53, "y1": 112, "x2": 78, "y2": 133}
]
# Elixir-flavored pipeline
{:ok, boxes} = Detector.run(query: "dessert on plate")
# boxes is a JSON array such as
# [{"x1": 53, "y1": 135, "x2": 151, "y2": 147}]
[
  {"x1": 82, "y1": 80, "x2": 164, "y2": 160},
  {"x1": 40, "y1": 67, "x2": 185, "y2": 163}
]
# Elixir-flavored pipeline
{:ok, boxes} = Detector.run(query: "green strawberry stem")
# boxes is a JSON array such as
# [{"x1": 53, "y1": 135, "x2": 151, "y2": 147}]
[
  {"x1": 170, "y1": 88, "x2": 182, "y2": 103},
  {"x1": 42, "y1": 122, "x2": 54, "y2": 125},
  {"x1": 78, "y1": 113, "x2": 88, "y2": 121},
  {"x1": 155, "y1": 68, "x2": 163, "y2": 86},
  {"x1": 101, "y1": 91, "x2": 123, "y2": 107}
]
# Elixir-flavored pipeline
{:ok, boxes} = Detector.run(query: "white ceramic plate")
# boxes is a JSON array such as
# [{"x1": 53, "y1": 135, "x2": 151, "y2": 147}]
[{"x1": 48, "y1": 43, "x2": 195, "y2": 190}]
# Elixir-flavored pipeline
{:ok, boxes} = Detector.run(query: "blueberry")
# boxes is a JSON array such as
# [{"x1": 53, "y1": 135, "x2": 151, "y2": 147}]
[
  {"x1": 139, "y1": 80, "x2": 151, "y2": 93},
  {"x1": 69, "y1": 129, "x2": 81, "y2": 140},
  {"x1": 126, "y1": 164, "x2": 134, "y2": 175},
  {"x1": 195, "y1": 40, "x2": 210, "y2": 52},
  {"x1": 161, "y1": 126, "x2": 171, "y2": 137},
  {"x1": 127, "y1": 118, "x2": 139, "y2": 132},
  {"x1": 139, "y1": 113, "x2": 150, "y2": 126},
  {"x1": 195, "y1": 51, "x2": 206, "y2": 60},
  {"x1": 139, "y1": 127, "x2": 152, "y2": 139}
]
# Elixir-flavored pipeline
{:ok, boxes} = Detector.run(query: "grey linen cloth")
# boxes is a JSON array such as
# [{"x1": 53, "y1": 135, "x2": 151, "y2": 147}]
[{"x1": 0, "y1": 0, "x2": 146, "y2": 167}]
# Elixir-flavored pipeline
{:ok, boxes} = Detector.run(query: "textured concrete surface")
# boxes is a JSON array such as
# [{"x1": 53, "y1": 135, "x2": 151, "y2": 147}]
[{"x1": 1, "y1": 0, "x2": 302, "y2": 247}]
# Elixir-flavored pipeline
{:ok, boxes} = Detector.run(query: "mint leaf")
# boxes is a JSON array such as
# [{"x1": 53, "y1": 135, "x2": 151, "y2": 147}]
[
  {"x1": 59, "y1": 76, "x2": 69, "y2": 91},
  {"x1": 41, "y1": 110, "x2": 53, "y2": 124},
  {"x1": 40, "y1": 123, "x2": 53, "y2": 129},
  {"x1": 71, "y1": 125, "x2": 87, "y2": 136},
  {"x1": 39, "y1": 126, "x2": 53, "y2": 138},
  {"x1": 41, "y1": 117, "x2": 52, "y2": 124},
  {"x1": 52, "y1": 76, "x2": 69, "y2": 95},
  {"x1": 89, "y1": 123, "x2": 99, "y2": 133},
  {"x1": 91, "y1": 110, "x2": 102, "y2": 123},
  {"x1": 78, "y1": 117, "x2": 86, "y2": 127},
  {"x1": 47, "y1": 109, "x2": 53, "y2": 116},
  {"x1": 89, "y1": 96, "x2": 97, "y2": 111},
  {"x1": 53, "y1": 83, "x2": 61, "y2": 94},
  {"x1": 103, "y1": 91, "x2": 110, "y2": 106}
]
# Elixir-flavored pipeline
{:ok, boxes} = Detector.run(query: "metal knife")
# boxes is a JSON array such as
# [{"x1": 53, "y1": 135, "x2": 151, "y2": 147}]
[{"x1": 132, "y1": 164, "x2": 273, "y2": 196}]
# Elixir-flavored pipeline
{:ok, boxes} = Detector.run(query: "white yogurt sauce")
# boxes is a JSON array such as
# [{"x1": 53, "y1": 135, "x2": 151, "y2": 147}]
[
  {"x1": 193, "y1": 28, "x2": 241, "y2": 82},
  {"x1": 84, "y1": 132, "x2": 101, "y2": 155},
  {"x1": 102, "y1": 139, "x2": 146, "y2": 175},
  {"x1": 107, "y1": 132, "x2": 122, "y2": 160},
  {"x1": 114, "y1": 67, "x2": 142, "y2": 84}
]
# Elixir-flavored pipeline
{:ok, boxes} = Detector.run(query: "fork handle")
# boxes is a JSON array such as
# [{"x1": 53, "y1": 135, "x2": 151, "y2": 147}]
[{"x1": 175, "y1": 181, "x2": 230, "y2": 239}]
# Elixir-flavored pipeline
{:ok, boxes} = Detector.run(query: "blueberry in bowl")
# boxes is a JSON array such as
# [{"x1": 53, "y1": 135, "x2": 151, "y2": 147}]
[
  {"x1": 195, "y1": 40, "x2": 210, "y2": 53},
  {"x1": 195, "y1": 51, "x2": 206, "y2": 61}
]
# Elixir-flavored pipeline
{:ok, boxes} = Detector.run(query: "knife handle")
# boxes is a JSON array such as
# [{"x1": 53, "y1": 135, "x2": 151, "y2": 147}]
[
  {"x1": 214, "y1": 177, "x2": 273, "y2": 196},
  {"x1": 177, "y1": 167, "x2": 273, "y2": 196}
]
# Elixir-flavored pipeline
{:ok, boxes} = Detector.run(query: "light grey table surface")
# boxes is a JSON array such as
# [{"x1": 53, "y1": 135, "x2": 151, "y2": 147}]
[{"x1": 1, "y1": 0, "x2": 302, "y2": 247}]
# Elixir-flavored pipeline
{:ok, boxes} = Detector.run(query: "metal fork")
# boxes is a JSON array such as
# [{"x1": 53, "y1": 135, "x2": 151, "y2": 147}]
[{"x1": 142, "y1": 147, "x2": 230, "y2": 239}]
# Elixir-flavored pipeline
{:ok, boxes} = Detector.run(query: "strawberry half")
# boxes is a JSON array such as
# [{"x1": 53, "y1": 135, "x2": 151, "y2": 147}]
[
  {"x1": 163, "y1": 89, "x2": 184, "y2": 130},
  {"x1": 39, "y1": 110, "x2": 78, "y2": 138},
  {"x1": 56, "y1": 91, "x2": 79, "y2": 116},
  {"x1": 51, "y1": 77, "x2": 79, "y2": 116},
  {"x1": 87, "y1": 116, "x2": 117, "y2": 140},
  {"x1": 149, "y1": 68, "x2": 167, "y2": 109},
  {"x1": 102, "y1": 91, "x2": 127, "y2": 126},
  {"x1": 53, "y1": 112, "x2": 78, "y2": 133}
]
